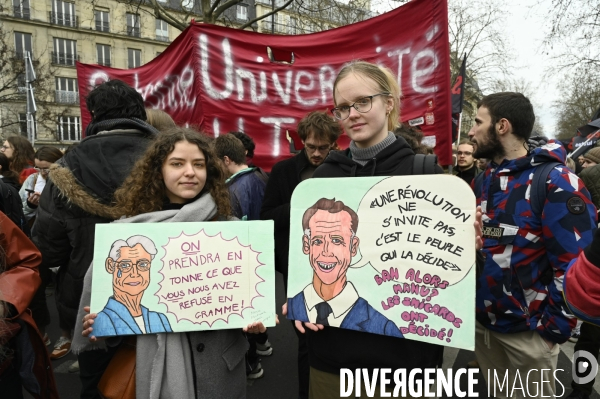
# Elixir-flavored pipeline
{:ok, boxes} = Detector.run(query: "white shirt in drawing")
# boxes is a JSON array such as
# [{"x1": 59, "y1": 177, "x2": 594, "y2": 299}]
[
  {"x1": 302, "y1": 281, "x2": 359, "y2": 327},
  {"x1": 133, "y1": 315, "x2": 147, "y2": 333}
]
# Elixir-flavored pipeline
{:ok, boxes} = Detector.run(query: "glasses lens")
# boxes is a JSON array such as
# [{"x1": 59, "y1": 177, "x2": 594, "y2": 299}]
[
  {"x1": 118, "y1": 261, "x2": 132, "y2": 273},
  {"x1": 137, "y1": 261, "x2": 150, "y2": 271},
  {"x1": 332, "y1": 108, "x2": 345, "y2": 120},
  {"x1": 354, "y1": 97, "x2": 372, "y2": 113}
]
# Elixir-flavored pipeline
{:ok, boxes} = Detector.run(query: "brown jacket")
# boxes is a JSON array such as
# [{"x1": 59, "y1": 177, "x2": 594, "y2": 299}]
[{"x1": 0, "y1": 212, "x2": 59, "y2": 399}]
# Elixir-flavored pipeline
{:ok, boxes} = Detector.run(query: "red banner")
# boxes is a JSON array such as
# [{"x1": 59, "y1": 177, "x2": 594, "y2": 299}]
[{"x1": 76, "y1": 0, "x2": 451, "y2": 170}]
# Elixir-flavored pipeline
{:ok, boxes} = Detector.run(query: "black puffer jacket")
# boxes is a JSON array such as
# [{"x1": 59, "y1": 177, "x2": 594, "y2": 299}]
[
  {"x1": 308, "y1": 136, "x2": 446, "y2": 374},
  {"x1": 32, "y1": 126, "x2": 156, "y2": 330},
  {"x1": 260, "y1": 150, "x2": 312, "y2": 281}
]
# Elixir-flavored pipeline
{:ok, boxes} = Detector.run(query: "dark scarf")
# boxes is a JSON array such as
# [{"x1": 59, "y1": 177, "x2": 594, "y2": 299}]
[{"x1": 85, "y1": 117, "x2": 159, "y2": 136}]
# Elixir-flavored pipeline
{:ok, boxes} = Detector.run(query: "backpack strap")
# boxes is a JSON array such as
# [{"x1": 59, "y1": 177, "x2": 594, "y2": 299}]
[
  {"x1": 473, "y1": 171, "x2": 484, "y2": 199},
  {"x1": 472, "y1": 162, "x2": 561, "y2": 216},
  {"x1": 412, "y1": 154, "x2": 438, "y2": 175},
  {"x1": 531, "y1": 161, "x2": 561, "y2": 218}
]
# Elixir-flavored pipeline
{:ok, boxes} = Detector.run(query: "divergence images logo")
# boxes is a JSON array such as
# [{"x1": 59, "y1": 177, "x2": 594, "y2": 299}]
[{"x1": 573, "y1": 350, "x2": 599, "y2": 385}]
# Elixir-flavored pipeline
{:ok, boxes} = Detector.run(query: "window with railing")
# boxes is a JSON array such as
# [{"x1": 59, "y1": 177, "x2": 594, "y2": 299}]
[
  {"x1": 13, "y1": 0, "x2": 30, "y2": 19},
  {"x1": 126, "y1": 13, "x2": 140, "y2": 37},
  {"x1": 50, "y1": 0, "x2": 77, "y2": 27},
  {"x1": 52, "y1": 38, "x2": 77, "y2": 66},
  {"x1": 97, "y1": 44, "x2": 111, "y2": 67},
  {"x1": 155, "y1": 19, "x2": 169, "y2": 42},
  {"x1": 57, "y1": 116, "x2": 81, "y2": 141},
  {"x1": 14, "y1": 32, "x2": 32, "y2": 60},
  {"x1": 95, "y1": 10, "x2": 109, "y2": 32},
  {"x1": 128, "y1": 48, "x2": 141, "y2": 69},
  {"x1": 55, "y1": 77, "x2": 78, "y2": 104},
  {"x1": 236, "y1": 4, "x2": 248, "y2": 21}
]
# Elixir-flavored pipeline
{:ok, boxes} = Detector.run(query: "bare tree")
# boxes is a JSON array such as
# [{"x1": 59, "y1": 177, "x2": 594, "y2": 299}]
[
  {"x1": 545, "y1": 0, "x2": 600, "y2": 70},
  {"x1": 0, "y1": 33, "x2": 70, "y2": 140},
  {"x1": 289, "y1": 0, "x2": 376, "y2": 33},
  {"x1": 553, "y1": 66, "x2": 600, "y2": 141},
  {"x1": 448, "y1": 0, "x2": 510, "y2": 93},
  {"x1": 109, "y1": 0, "x2": 295, "y2": 31}
]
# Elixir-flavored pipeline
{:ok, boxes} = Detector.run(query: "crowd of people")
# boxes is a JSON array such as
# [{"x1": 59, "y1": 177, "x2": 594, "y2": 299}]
[{"x1": 1, "y1": 59, "x2": 600, "y2": 399}]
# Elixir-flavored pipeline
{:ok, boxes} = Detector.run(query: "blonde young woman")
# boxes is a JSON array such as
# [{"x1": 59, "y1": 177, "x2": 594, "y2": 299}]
[
  {"x1": 286, "y1": 60, "x2": 446, "y2": 398},
  {"x1": 74, "y1": 128, "x2": 267, "y2": 399}
]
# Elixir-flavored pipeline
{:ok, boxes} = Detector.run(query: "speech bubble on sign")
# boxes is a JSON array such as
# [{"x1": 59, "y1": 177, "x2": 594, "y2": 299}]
[
  {"x1": 353, "y1": 176, "x2": 475, "y2": 286},
  {"x1": 157, "y1": 229, "x2": 264, "y2": 327}
]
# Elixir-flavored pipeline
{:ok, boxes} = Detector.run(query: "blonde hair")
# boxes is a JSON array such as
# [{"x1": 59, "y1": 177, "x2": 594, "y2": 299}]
[
  {"x1": 333, "y1": 60, "x2": 401, "y2": 132},
  {"x1": 146, "y1": 109, "x2": 177, "y2": 131}
]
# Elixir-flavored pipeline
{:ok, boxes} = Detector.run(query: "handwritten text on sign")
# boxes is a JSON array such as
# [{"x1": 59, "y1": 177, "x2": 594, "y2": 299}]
[
  {"x1": 157, "y1": 230, "x2": 264, "y2": 327},
  {"x1": 356, "y1": 177, "x2": 474, "y2": 344}
]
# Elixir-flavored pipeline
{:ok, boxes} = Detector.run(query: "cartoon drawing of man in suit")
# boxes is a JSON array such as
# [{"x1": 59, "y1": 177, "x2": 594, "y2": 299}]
[
  {"x1": 94, "y1": 235, "x2": 172, "y2": 336},
  {"x1": 287, "y1": 198, "x2": 402, "y2": 338}
]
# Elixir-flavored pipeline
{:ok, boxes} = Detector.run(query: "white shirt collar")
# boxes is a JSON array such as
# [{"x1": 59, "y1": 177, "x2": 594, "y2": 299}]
[{"x1": 303, "y1": 281, "x2": 359, "y2": 319}]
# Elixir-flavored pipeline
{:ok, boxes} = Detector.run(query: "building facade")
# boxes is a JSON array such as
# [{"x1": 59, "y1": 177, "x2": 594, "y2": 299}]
[{"x1": 1, "y1": 0, "x2": 370, "y2": 147}]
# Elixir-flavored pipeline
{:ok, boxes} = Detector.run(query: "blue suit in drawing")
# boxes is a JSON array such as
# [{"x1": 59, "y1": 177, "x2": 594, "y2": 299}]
[
  {"x1": 94, "y1": 297, "x2": 172, "y2": 336},
  {"x1": 287, "y1": 286, "x2": 403, "y2": 338}
]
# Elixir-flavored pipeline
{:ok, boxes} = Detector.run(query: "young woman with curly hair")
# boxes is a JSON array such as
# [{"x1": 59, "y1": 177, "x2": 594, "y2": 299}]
[
  {"x1": 1, "y1": 136, "x2": 36, "y2": 184},
  {"x1": 74, "y1": 128, "x2": 266, "y2": 398},
  {"x1": 113, "y1": 127, "x2": 231, "y2": 218}
]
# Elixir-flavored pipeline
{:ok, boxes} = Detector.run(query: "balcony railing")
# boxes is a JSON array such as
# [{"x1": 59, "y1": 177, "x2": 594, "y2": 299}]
[
  {"x1": 96, "y1": 21, "x2": 110, "y2": 32},
  {"x1": 14, "y1": 6, "x2": 31, "y2": 19},
  {"x1": 127, "y1": 27, "x2": 141, "y2": 37},
  {"x1": 49, "y1": 11, "x2": 78, "y2": 28},
  {"x1": 51, "y1": 52, "x2": 79, "y2": 66},
  {"x1": 55, "y1": 90, "x2": 79, "y2": 104},
  {"x1": 97, "y1": 61, "x2": 111, "y2": 67},
  {"x1": 156, "y1": 34, "x2": 169, "y2": 42}
]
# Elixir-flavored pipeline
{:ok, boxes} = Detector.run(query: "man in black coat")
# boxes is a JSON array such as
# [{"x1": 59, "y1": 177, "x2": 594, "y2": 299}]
[
  {"x1": 260, "y1": 111, "x2": 341, "y2": 399},
  {"x1": 33, "y1": 80, "x2": 158, "y2": 399}
]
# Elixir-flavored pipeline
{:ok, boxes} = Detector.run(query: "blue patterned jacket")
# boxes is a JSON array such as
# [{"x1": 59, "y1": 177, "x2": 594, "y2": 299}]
[{"x1": 475, "y1": 141, "x2": 597, "y2": 343}]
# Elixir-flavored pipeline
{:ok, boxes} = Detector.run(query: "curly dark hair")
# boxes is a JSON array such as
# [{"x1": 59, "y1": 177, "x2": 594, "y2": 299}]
[
  {"x1": 6, "y1": 136, "x2": 34, "y2": 174},
  {"x1": 113, "y1": 128, "x2": 231, "y2": 218},
  {"x1": 297, "y1": 111, "x2": 342, "y2": 143},
  {"x1": 86, "y1": 80, "x2": 146, "y2": 122}
]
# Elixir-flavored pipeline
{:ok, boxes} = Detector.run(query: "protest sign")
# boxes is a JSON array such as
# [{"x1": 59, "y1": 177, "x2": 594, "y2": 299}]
[
  {"x1": 287, "y1": 176, "x2": 475, "y2": 350},
  {"x1": 90, "y1": 221, "x2": 275, "y2": 337}
]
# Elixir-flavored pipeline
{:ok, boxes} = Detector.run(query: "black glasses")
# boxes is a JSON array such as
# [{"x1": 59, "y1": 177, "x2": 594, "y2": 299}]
[
  {"x1": 457, "y1": 151, "x2": 473, "y2": 156},
  {"x1": 331, "y1": 93, "x2": 390, "y2": 121},
  {"x1": 305, "y1": 144, "x2": 330, "y2": 152},
  {"x1": 115, "y1": 259, "x2": 151, "y2": 273},
  {"x1": 0, "y1": 145, "x2": 10, "y2": 152}
]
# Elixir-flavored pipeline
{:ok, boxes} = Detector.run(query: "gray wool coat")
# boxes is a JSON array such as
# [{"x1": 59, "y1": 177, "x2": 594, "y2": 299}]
[{"x1": 73, "y1": 192, "x2": 248, "y2": 399}]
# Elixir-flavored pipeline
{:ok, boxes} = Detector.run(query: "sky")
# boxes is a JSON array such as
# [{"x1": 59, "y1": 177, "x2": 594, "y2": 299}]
[
  {"x1": 373, "y1": 0, "x2": 562, "y2": 137},
  {"x1": 502, "y1": 0, "x2": 560, "y2": 136}
]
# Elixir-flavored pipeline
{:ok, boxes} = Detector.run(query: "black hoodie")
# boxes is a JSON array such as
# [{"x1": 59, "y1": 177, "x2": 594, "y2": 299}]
[{"x1": 308, "y1": 136, "x2": 444, "y2": 374}]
